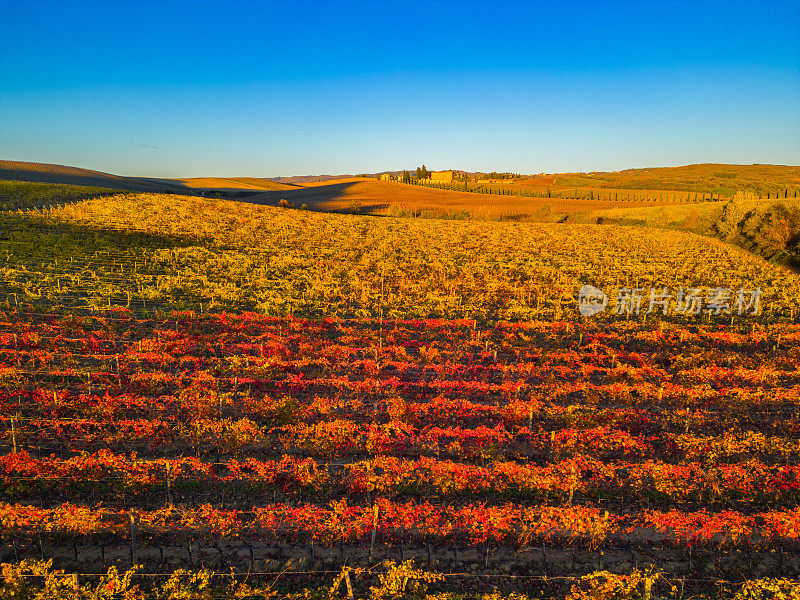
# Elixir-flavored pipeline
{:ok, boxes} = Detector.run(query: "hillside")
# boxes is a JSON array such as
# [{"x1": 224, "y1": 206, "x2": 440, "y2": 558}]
[
  {"x1": 0, "y1": 180, "x2": 119, "y2": 210},
  {"x1": 0, "y1": 160, "x2": 192, "y2": 194},
  {"x1": 5, "y1": 161, "x2": 797, "y2": 217},
  {"x1": 269, "y1": 174, "x2": 354, "y2": 184},
  {"x1": 588, "y1": 193, "x2": 800, "y2": 269},
  {"x1": 554, "y1": 163, "x2": 800, "y2": 196},
  {"x1": 178, "y1": 177, "x2": 297, "y2": 191},
  {"x1": 0, "y1": 160, "x2": 296, "y2": 195},
  {"x1": 246, "y1": 177, "x2": 635, "y2": 220},
  {"x1": 4, "y1": 190, "x2": 799, "y2": 319}
]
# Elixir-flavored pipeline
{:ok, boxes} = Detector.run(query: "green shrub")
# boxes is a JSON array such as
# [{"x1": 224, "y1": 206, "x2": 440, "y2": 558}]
[
  {"x1": 715, "y1": 191, "x2": 759, "y2": 241},
  {"x1": 710, "y1": 191, "x2": 800, "y2": 266}
]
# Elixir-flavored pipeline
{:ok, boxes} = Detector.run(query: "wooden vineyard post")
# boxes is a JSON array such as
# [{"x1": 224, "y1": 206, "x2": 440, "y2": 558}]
[
  {"x1": 10, "y1": 417, "x2": 17, "y2": 453},
  {"x1": 365, "y1": 460, "x2": 372, "y2": 507},
  {"x1": 344, "y1": 568, "x2": 355, "y2": 600},
  {"x1": 368, "y1": 503, "x2": 379, "y2": 562},
  {"x1": 166, "y1": 462, "x2": 174, "y2": 506},
  {"x1": 568, "y1": 464, "x2": 576, "y2": 506},
  {"x1": 129, "y1": 510, "x2": 139, "y2": 566},
  {"x1": 643, "y1": 574, "x2": 652, "y2": 600},
  {"x1": 540, "y1": 543, "x2": 547, "y2": 575},
  {"x1": 188, "y1": 539, "x2": 200, "y2": 566}
]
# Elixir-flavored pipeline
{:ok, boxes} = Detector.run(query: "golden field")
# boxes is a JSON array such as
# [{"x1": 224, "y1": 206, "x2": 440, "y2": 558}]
[
  {"x1": 3, "y1": 191, "x2": 799, "y2": 320},
  {"x1": 246, "y1": 177, "x2": 698, "y2": 221}
]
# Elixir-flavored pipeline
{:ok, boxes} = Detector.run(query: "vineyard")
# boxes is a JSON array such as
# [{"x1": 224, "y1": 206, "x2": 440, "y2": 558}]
[
  {"x1": 3, "y1": 193, "x2": 800, "y2": 320},
  {"x1": 1, "y1": 191, "x2": 800, "y2": 598},
  {"x1": 0, "y1": 182, "x2": 119, "y2": 212}
]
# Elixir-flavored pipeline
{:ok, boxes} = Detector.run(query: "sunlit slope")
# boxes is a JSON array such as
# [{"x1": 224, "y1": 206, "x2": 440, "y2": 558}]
[
  {"x1": 470, "y1": 164, "x2": 800, "y2": 201},
  {"x1": 0, "y1": 160, "x2": 191, "y2": 193},
  {"x1": 587, "y1": 194, "x2": 800, "y2": 268},
  {"x1": 251, "y1": 177, "x2": 750, "y2": 221},
  {"x1": 0, "y1": 180, "x2": 119, "y2": 210},
  {"x1": 246, "y1": 177, "x2": 620, "y2": 219},
  {"x1": 587, "y1": 202, "x2": 725, "y2": 228},
  {"x1": 3, "y1": 192, "x2": 799, "y2": 320},
  {"x1": 481, "y1": 175, "x2": 698, "y2": 200},
  {"x1": 0, "y1": 160, "x2": 298, "y2": 194},
  {"x1": 555, "y1": 163, "x2": 800, "y2": 196},
  {"x1": 179, "y1": 177, "x2": 297, "y2": 191}
]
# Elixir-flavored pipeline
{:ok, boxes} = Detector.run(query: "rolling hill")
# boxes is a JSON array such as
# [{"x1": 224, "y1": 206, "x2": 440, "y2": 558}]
[
  {"x1": 0, "y1": 160, "x2": 190, "y2": 194},
  {"x1": 0, "y1": 160, "x2": 297, "y2": 194},
  {"x1": 243, "y1": 177, "x2": 615, "y2": 220},
  {"x1": 4, "y1": 161, "x2": 798, "y2": 225},
  {"x1": 553, "y1": 163, "x2": 800, "y2": 196}
]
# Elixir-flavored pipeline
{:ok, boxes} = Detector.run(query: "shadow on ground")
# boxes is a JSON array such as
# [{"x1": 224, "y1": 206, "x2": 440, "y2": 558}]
[{"x1": 242, "y1": 181, "x2": 389, "y2": 214}]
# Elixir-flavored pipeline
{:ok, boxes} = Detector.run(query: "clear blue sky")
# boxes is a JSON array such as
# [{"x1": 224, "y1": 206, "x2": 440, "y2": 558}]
[{"x1": 1, "y1": 0, "x2": 799, "y2": 177}]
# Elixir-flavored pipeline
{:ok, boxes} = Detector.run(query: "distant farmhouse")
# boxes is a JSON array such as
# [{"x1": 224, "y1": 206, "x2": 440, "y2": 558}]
[
  {"x1": 377, "y1": 169, "x2": 462, "y2": 183},
  {"x1": 429, "y1": 170, "x2": 454, "y2": 183}
]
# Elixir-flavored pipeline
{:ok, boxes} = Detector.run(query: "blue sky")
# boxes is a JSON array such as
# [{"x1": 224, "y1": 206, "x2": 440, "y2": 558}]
[{"x1": 1, "y1": 0, "x2": 799, "y2": 177}]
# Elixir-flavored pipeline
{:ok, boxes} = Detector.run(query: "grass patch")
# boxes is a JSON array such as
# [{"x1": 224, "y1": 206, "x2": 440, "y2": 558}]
[
  {"x1": 555, "y1": 163, "x2": 800, "y2": 197},
  {"x1": 0, "y1": 180, "x2": 119, "y2": 211}
]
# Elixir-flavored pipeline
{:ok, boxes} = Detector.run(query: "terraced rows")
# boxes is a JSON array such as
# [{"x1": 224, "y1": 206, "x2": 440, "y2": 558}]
[{"x1": 0, "y1": 311, "x2": 797, "y2": 593}]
